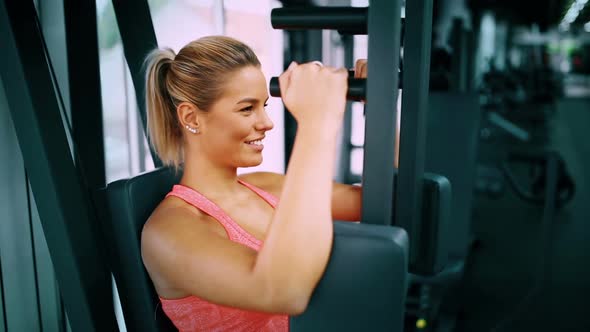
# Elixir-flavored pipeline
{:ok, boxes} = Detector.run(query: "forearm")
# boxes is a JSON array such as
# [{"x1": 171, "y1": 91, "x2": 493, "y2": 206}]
[{"x1": 254, "y1": 122, "x2": 340, "y2": 308}]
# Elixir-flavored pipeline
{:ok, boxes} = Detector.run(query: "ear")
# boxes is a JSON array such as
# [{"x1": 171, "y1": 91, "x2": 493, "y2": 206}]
[{"x1": 176, "y1": 102, "x2": 201, "y2": 130}]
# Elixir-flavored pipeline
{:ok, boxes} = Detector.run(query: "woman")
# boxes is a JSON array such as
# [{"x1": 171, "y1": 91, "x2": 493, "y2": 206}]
[{"x1": 141, "y1": 35, "x2": 368, "y2": 332}]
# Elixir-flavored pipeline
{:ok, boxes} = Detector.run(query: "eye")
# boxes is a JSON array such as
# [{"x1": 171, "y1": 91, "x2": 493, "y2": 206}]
[{"x1": 241, "y1": 106, "x2": 254, "y2": 112}]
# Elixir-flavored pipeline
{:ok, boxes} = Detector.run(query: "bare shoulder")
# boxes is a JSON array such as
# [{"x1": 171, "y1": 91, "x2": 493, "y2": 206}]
[
  {"x1": 141, "y1": 198, "x2": 222, "y2": 292},
  {"x1": 144, "y1": 197, "x2": 203, "y2": 234},
  {"x1": 238, "y1": 171, "x2": 285, "y2": 197},
  {"x1": 142, "y1": 197, "x2": 224, "y2": 254}
]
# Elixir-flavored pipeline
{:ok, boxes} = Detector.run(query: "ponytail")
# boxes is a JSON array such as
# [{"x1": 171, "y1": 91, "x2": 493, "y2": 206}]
[{"x1": 144, "y1": 48, "x2": 183, "y2": 170}]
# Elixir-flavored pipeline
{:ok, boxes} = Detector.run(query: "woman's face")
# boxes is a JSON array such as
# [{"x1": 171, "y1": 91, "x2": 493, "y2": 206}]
[{"x1": 198, "y1": 66, "x2": 274, "y2": 168}]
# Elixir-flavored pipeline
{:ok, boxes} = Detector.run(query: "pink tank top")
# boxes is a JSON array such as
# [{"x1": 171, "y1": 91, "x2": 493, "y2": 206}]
[{"x1": 159, "y1": 179, "x2": 289, "y2": 332}]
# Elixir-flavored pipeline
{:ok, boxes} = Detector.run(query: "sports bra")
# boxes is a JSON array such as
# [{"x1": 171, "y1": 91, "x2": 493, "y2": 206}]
[{"x1": 158, "y1": 179, "x2": 289, "y2": 332}]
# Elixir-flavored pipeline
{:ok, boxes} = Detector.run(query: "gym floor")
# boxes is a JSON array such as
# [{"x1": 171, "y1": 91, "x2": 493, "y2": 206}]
[{"x1": 454, "y1": 98, "x2": 590, "y2": 332}]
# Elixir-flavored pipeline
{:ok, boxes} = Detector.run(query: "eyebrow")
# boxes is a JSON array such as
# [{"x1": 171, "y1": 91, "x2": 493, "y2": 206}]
[{"x1": 236, "y1": 97, "x2": 270, "y2": 105}]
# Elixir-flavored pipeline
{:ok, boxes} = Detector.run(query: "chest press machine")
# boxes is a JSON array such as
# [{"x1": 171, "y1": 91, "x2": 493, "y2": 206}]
[{"x1": 98, "y1": 1, "x2": 457, "y2": 331}]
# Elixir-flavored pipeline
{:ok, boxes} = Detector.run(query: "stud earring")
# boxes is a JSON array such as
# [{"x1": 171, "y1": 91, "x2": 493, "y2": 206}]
[{"x1": 185, "y1": 125, "x2": 198, "y2": 134}]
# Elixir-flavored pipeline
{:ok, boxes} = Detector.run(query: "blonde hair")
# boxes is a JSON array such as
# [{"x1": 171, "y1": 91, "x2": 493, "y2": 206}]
[{"x1": 144, "y1": 36, "x2": 260, "y2": 169}]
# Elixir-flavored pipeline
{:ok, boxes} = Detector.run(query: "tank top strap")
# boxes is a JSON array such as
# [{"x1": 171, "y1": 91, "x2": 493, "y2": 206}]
[
  {"x1": 237, "y1": 179, "x2": 279, "y2": 208},
  {"x1": 166, "y1": 185, "x2": 262, "y2": 248},
  {"x1": 165, "y1": 180, "x2": 280, "y2": 250}
]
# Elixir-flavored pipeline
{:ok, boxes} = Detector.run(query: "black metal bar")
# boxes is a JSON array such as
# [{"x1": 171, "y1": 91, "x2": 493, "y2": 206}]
[
  {"x1": 29, "y1": 183, "x2": 66, "y2": 332},
  {"x1": 271, "y1": 6, "x2": 406, "y2": 38},
  {"x1": 396, "y1": 0, "x2": 434, "y2": 272},
  {"x1": 0, "y1": 106, "x2": 41, "y2": 331},
  {"x1": 270, "y1": 76, "x2": 367, "y2": 101},
  {"x1": 450, "y1": 18, "x2": 467, "y2": 92},
  {"x1": 0, "y1": 2, "x2": 118, "y2": 331},
  {"x1": 64, "y1": 0, "x2": 106, "y2": 189},
  {"x1": 361, "y1": 0, "x2": 402, "y2": 226},
  {"x1": 272, "y1": 7, "x2": 368, "y2": 34},
  {"x1": 111, "y1": 0, "x2": 162, "y2": 167},
  {"x1": 338, "y1": 35, "x2": 354, "y2": 184}
]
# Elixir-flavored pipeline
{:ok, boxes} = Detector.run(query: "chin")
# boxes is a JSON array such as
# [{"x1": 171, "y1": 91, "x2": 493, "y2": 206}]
[{"x1": 239, "y1": 156, "x2": 264, "y2": 168}]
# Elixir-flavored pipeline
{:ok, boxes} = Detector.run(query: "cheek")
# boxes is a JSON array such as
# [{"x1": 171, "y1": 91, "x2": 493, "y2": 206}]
[
  {"x1": 228, "y1": 118, "x2": 254, "y2": 140},
  {"x1": 208, "y1": 118, "x2": 252, "y2": 148}
]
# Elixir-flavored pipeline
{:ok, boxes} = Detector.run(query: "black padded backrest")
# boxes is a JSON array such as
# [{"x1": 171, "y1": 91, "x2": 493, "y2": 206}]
[
  {"x1": 426, "y1": 93, "x2": 481, "y2": 260},
  {"x1": 98, "y1": 167, "x2": 180, "y2": 332},
  {"x1": 405, "y1": 172, "x2": 452, "y2": 275},
  {"x1": 292, "y1": 222, "x2": 408, "y2": 332},
  {"x1": 354, "y1": 172, "x2": 452, "y2": 275}
]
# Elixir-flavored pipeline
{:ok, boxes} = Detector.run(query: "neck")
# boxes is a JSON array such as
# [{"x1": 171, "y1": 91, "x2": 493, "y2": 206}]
[{"x1": 180, "y1": 152, "x2": 241, "y2": 200}]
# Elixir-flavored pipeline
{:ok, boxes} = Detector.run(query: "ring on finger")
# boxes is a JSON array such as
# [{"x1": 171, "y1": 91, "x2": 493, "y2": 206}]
[{"x1": 311, "y1": 61, "x2": 323, "y2": 68}]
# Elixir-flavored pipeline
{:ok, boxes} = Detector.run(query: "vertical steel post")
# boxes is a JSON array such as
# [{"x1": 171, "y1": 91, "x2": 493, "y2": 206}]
[
  {"x1": 361, "y1": 0, "x2": 402, "y2": 225},
  {"x1": 337, "y1": 34, "x2": 354, "y2": 184},
  {"x1": 397, "y1": 0, "x2": 434, "y2": 271},
  {"x1": 65, "y1": 0, "x2": 106, "y2": 188},
  {"x1": 111, "y1": 0, "x2": 162, "y2": 167}
]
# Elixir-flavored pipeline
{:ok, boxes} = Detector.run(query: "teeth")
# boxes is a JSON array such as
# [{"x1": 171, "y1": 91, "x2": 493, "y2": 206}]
[{"x1": 247, "y1": 140, "x2": 262, "y2": 146}]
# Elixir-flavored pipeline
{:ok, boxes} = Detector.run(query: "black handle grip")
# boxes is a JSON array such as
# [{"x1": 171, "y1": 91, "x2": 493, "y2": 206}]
[
  {"x1": 269, "y1": 76, "x2": 366, "y2": 102},
  {"x1": 269, "y1": 70, "x2": 402, "y2": 102}
]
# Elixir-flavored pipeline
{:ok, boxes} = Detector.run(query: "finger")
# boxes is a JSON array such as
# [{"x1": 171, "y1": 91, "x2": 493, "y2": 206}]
[
  {"x1": 286, "y1": 60, "x2": 298, "y2": 73},
  {"x1": 327, "y1": 65, "x2": 346, "y2": 74},
  {"x1": 358, "y1": 59, "x2": 367, "y2": 78},
  {"x1": 354, "y1": 59, "x2": 366, "y2": 78},
  {"x1": 336, "y1": 67, "x2": 349, "y2": 80},
  {"x1": 301, "y1": 61, "x2": 323, "y2": 72}
]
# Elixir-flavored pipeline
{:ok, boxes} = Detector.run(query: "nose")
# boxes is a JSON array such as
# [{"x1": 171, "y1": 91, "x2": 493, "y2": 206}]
[{"x1": 255, "y1": 108, "x2": 274, "y2": 132}]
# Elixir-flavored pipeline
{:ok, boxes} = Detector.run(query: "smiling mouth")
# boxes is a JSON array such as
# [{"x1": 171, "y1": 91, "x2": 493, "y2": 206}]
[{"x1": 245, "y1": 139, "x2": 263, "y2": 146}]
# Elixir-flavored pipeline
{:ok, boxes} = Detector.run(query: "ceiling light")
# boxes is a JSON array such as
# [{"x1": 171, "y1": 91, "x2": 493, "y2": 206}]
[{"x1": 562, "y1": 0, "x2": 588, "y2": 25}]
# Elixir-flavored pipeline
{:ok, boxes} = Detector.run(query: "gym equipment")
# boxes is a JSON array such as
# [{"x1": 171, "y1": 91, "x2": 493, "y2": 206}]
[
  {"x1": 269, "y1": 70, "x2": 403, "y2": 102},
  {"x1": 111, "y1": 0, "x2": 163, "y2": 167},
  {"x1": 0, "y1": 2, "x2": 118, "y2": 331},
  {"x1": 491, "y1": 151, "x2": 562, "y2": 331},
  {"x1": 97, "y1": 168, "x2": 179, "y2": 332},
  {"x1": 271, "y1": 7, "x2": 369, "y2": 34},
  {"x1": 403, "y1": 93, "x2": 482, "y2": 330},
  {"x1": 476, "y1": 75, "x2": 575, "y2": 209},
  {"x1": 271, "y1": 6, "x2": 405, "y2": 37},
  {"x1": 270, "y1": 2, "x2": 435, "y2": 273},
  {"x1": 425, "y1": 93, "x2": 481, "y2": 263},
  {"x1": 269, "y1": 75, "x2": 367, "y2": 102},
  {"x1": 404, "y1": 172, "x2": 452, "y2": 276},
  {"x1": 501, "y1": 150, "x2": 575, "y2": 209}
]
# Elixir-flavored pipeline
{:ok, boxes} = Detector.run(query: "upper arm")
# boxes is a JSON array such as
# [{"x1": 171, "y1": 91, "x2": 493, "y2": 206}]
[
  {"x1": 331, "y1": 183, "x2": 362, "y2": 221},
  {"x1": 141, "y1": 207, "x2": 296, "y2": 314},
  {"x1": 240, "y1": 171, "x2": 362, "y2": 222}
]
